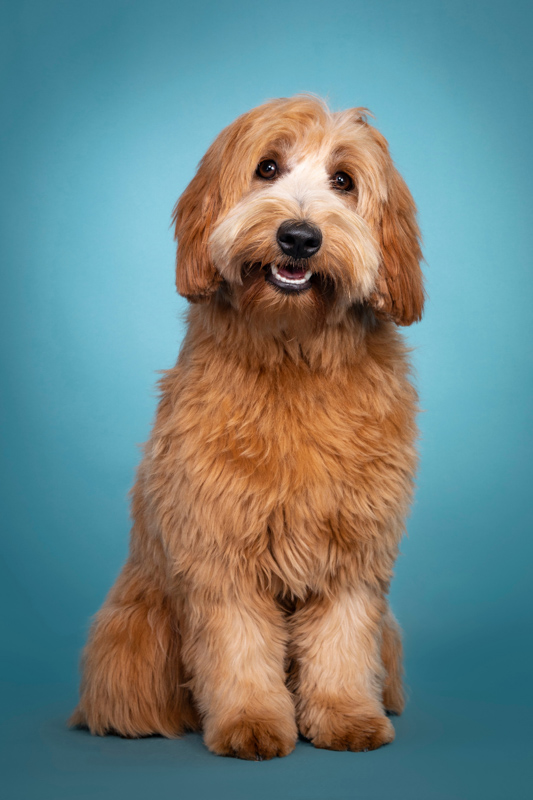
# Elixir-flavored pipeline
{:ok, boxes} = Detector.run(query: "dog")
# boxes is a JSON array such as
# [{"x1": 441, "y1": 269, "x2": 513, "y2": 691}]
[{"x1": 70, "y1": 95, "x2": 424, "y2": 760}]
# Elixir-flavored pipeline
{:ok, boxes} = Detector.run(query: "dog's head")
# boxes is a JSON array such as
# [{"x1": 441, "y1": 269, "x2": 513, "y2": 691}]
[{"x1": 173, "y1": 96, "x2": 424, "y2": 327}]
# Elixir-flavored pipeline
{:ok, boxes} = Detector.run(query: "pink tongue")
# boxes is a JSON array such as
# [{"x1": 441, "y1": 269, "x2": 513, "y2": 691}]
[{"x1": 278, "y1": 267, "x2": 307, "y2": 279}]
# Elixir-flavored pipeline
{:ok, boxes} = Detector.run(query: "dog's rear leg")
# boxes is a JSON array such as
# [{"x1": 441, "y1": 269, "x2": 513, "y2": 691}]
[
  {"x1": 69, "y1": 560, "x2": 199, "y2": 738},
  {"x1": 381, "y1": 606, "x2": 406, "y2": 715}
]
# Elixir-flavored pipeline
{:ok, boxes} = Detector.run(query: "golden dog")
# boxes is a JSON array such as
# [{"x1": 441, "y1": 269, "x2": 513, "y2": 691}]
[{"x1": 70, "y1": 95, "x2": 424, "y2": 759}]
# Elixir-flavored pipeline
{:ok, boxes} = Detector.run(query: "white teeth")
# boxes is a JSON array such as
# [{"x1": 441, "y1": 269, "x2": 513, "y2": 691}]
[{"x1": 270, "y1": 265, "x2": 312, "y2": 285}]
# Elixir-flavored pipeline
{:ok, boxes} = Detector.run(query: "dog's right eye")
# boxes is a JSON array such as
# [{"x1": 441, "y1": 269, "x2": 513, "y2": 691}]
[{"x1": 256, "y1": 159, "x2": 278, "y2": 180}]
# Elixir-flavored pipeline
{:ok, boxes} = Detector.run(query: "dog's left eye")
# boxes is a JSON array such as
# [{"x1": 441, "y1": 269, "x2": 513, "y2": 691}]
[
  {"x1": 256, "y1": 159, "x2": 278, "y2": 180},
  {"x1": 332, "y1": 171, "x2": 354, "y2": 191}
]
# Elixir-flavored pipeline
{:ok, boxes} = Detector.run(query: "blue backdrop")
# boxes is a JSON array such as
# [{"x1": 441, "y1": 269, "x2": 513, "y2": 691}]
[{"x1": 1, "y1": 1, "x2": 532, "y2": 798}]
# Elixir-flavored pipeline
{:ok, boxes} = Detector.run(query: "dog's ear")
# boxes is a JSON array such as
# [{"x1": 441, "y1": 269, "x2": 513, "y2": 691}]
[
  {"x1": 367, "y1": 130, "x2": 425, "y2": 326},
  {"x1": 172, "y1": 153, "x2": 224, "y2": 303}
]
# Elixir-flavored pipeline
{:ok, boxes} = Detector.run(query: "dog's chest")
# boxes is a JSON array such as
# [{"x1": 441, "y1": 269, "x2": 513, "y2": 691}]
[
  {"x1": 157, "y1": 347, "x2": 414, "y2": 593},
  {"x1": 177, "y1": 361, "x2": 405, "y2": 587}
]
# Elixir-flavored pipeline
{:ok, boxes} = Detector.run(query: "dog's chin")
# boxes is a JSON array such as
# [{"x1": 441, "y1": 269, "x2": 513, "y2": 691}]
[
  {"x1": 234, "y1": 262, "x2": 346, "y2": 325},
  {"x1": 264, "y1": 263, "x2": 313, "y2": 294}
]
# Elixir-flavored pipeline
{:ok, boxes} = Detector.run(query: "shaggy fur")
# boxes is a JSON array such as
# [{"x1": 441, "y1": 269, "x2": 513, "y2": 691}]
[{"x1": 70, "y1": 95, "x2": 424, "y2": 759}]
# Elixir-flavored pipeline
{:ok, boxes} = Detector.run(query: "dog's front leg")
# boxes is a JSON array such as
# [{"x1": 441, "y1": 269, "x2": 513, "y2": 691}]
[
  {"x1": 291, "y1": 583, "x2": 394, "y2": 751},
  {"x1": 181, "y1": 582, "x2": 297, "y2": 760}
]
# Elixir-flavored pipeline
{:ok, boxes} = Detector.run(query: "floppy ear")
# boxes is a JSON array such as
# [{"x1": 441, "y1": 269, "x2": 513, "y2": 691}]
[
  {"x1": 368, "y1": 134, "x2": 425, "y2": 326},
  {"x1": 172, "y1": 153, "x2": 224, "y2": 303}
]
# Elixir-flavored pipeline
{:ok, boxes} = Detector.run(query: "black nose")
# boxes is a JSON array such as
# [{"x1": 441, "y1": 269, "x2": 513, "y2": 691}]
[{"x1": 276, "y1": 220, "x2": 322, "y2": 259}]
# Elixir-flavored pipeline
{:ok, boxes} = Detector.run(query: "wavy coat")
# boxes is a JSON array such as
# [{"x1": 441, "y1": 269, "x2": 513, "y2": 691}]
[{"x1": 71, "y1": 96, "x2": 424, "y2": 759}]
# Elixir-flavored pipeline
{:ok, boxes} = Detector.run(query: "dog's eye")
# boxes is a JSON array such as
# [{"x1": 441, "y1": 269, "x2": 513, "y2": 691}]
[
  {"x1": 256, "y1": 159, "x2": 278, "y2": 180},
  {"x1": 332, "y1": 171, "x2": 354, "y2": 191}
]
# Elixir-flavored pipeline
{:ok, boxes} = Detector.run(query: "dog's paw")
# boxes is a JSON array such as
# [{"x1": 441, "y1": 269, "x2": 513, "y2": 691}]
[
  {"x1": 301, "y1": 710, "x2": 394, "y2": 752},
  {"x1": 205, "y1": 715, "x2": 298, "y2": 760}
]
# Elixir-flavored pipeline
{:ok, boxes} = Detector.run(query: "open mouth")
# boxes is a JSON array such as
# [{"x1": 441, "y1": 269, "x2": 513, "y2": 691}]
[{"x1": 265, "y1": 264, "x2": 313, "y2": 293}]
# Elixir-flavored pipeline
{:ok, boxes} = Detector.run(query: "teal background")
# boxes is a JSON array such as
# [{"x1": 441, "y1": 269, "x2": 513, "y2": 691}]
[{"x1": 1, "y1": 1, "x2": 532, "y2": 798}]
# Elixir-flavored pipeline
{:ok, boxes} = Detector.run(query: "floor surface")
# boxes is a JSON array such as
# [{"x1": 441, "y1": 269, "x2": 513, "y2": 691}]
[{"x1": 2, "y1": 682, "x2": 530, "y2": 800}]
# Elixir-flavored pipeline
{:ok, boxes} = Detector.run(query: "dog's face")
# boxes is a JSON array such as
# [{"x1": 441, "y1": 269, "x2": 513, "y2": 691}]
[{"x1": 173, "y1": 96, "x2": 424, "y2": 327}]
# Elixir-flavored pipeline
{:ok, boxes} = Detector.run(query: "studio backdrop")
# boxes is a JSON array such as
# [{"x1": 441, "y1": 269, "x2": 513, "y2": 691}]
[{"x1": 1, "y1": 1, "x2": 532, "y2": 799}]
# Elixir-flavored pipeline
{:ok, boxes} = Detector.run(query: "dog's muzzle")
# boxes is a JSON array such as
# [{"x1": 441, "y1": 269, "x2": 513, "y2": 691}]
[{"x1": 265, "y1": 220, "x2": 321, "y2": 293}]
